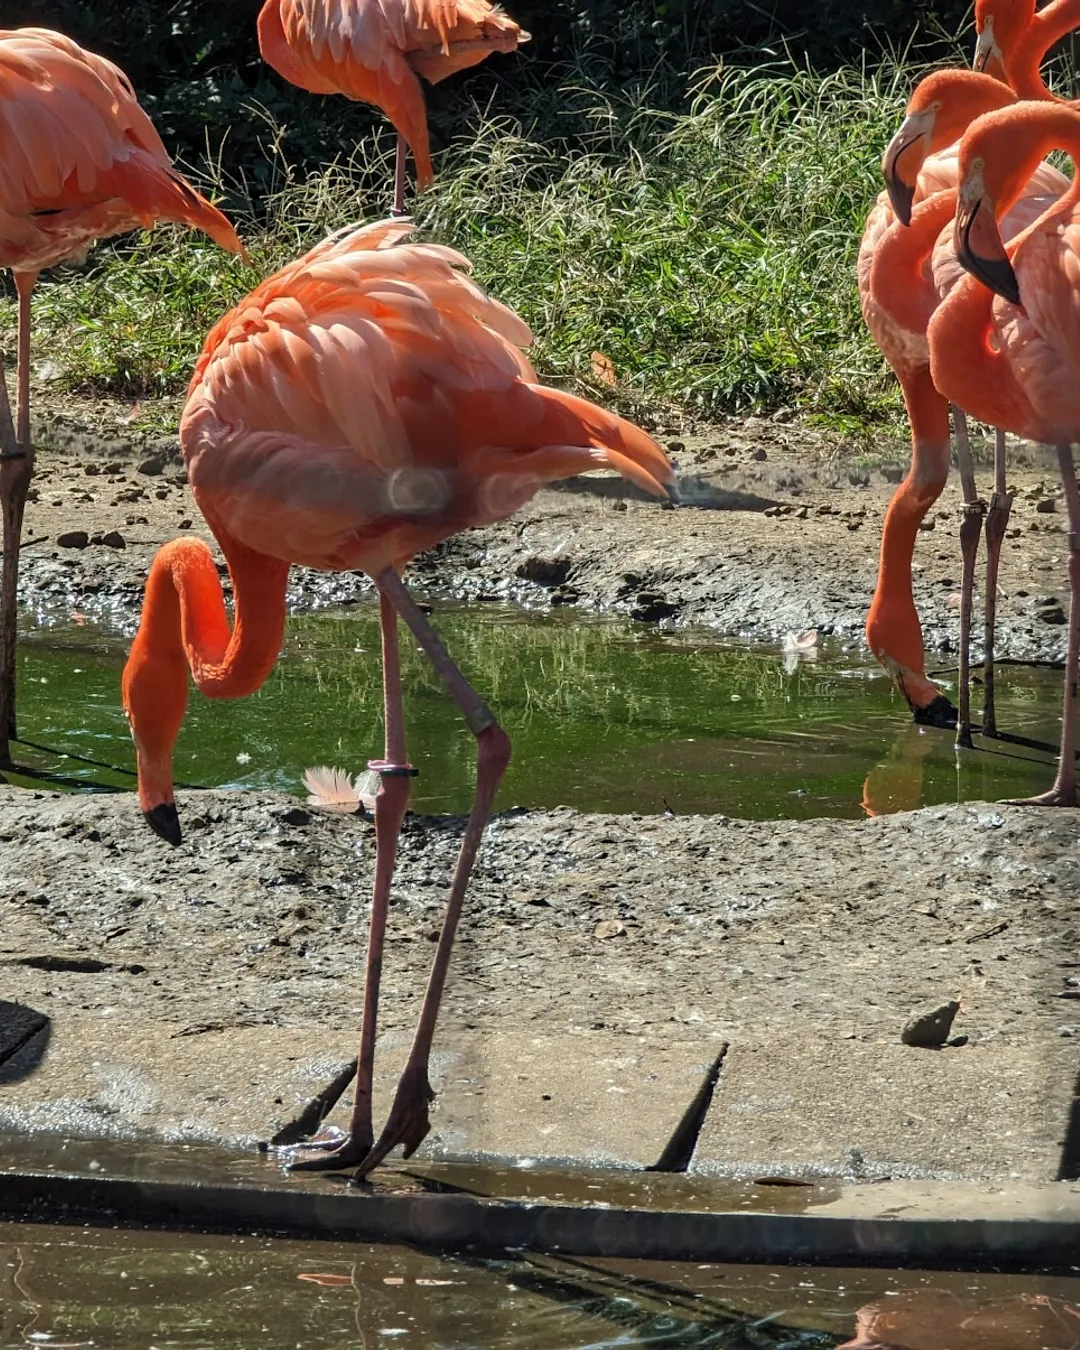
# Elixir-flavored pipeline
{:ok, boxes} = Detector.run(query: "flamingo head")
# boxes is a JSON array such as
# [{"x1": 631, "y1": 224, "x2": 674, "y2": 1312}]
[
  {"x1": 882, "y1": 71, "x2": 1015, "y2": 225},
  {"x1": 973, "y1": 0, "x2": 1036, "y2": 81},
  {"x1": 953, "y1": 106, "x2": 1043, "y2": 307}
]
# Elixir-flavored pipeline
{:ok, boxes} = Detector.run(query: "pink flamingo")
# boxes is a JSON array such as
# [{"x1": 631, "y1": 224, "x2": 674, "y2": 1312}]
[
  {"x1": 257, "y1": 0, "x2": 529, "y2": 215},
  {"x1": 928, "y1": 100, "x2": 1080, "y2": 805},
  {"x1": 862, "y1": 68, "x2": 1065, "y2": 740},
  {"x1": 0, "y1": 27, "x2": 245, "y2": 769},
  {"x1": 121, "y1": 219, "x2": 673, "y2": 1176}
]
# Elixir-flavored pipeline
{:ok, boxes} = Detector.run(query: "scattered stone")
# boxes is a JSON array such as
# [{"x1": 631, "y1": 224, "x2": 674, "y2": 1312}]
[
  {"x1": 57, "y1": 530, "x2": 89, "y2": 549},
  {"x1": 1036, "y1": 497, "x2": 1057, "y2": 514},
  {"x1": 881, "y1": 466, "x2": 905, "y2": 484},
  {"x1": 750, "y1": 448, "x2": 768, "y2": 462},
  {"x1": 98, "y1": 531, "x2": 125, "y2": 550},
  {"x1": 593, "y1": 919, "x2": 627, "y2": 940},
  {"x1": 516, "y1": 556, "x2": 572, "y2": 588},
  {"x1": 280, "y1": 808, "x2": 311, "y2": 827},
  {"x1": 901, "y1": 999, "x2": 960, "y2": 1047},
  {"x1": 611, "y1": 500, "x2": 628, "y2": 512},
  {"x1": 1036, "y1": 599, "x2": 1067, "y2": 625},
  {"x1": 179, "y1": 519, "x2": 193, "y2": 529},
  {"x1": 137, "y1": 456, "x2": 167, "y2": 476},
  {"x1": 666, "y1": 441, "x2": 685, "y2": 455},
  {"x1": 918, "y1": 519, "x2": 935, "y2": 532}
]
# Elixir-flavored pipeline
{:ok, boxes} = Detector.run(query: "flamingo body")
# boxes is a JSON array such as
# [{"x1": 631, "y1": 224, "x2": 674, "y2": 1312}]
[
  {"x1": 0, "y1": 28, "x2": 243, "y2": 274},
  {"x1": 181, "y1": 220, "x2": 669, "y2": 581},
  {"x1": 257, "y1": 0, "x2": 528, "y2": 190}
]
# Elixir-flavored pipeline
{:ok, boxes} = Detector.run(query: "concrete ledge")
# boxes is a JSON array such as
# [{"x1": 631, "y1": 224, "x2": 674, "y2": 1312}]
[{"x1": 1, "y1": 1146, "x2": 1077, "y2": 1270}]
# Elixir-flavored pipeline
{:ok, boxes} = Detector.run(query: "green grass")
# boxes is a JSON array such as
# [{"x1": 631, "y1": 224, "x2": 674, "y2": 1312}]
[{"x1": 1, "y1": 53, "x2": 934, "y2": 431}]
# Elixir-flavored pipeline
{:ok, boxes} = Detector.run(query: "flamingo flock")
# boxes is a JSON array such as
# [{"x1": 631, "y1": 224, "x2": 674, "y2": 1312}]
[
  {"x1": 863, "y1": 0, "x2": 1080, "y2": 804},
  {"x1": 1, "y1": 0, "x2": 1079, "y2": 1182}
]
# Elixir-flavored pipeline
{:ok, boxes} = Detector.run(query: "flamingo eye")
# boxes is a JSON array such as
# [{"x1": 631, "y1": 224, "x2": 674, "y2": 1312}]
[{"x1": 930, "y1": 100, "x2": 942, "y2": 113}]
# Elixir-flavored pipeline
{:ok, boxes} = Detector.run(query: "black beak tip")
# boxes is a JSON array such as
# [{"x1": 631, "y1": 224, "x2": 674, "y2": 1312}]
[
  {"x1": 144, "y1": 802, "x2": 182, "y2": 846},
  {"x1": 886, "y1": 176, "x2": 915, "y2": 227},
  {"x1": 965, "y1": 251, "x2": 1021, "y2": 307},
  {"x1": 914, "y1": 694, "x2": 958, "y2": 730}
]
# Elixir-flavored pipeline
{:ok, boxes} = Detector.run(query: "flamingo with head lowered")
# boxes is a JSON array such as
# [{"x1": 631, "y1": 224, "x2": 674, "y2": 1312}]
[{"x1": 121, "y1": 218, "x2": 673, "y2": 1177}]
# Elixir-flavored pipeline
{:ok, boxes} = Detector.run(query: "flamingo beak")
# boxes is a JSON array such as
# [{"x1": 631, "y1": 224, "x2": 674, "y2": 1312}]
[
  {"x1": 955, "y1": 196, "x2": 1020, "y2": 306},
  {"x1": 973, "y1": 21, "x2": 1005, "y2": 79},
  {"x1": 144, "y1": 802, "x2": 182, "y2": 846},
  {"x1": 882, "y1": 115, "x2": 929, "y2": 225}
]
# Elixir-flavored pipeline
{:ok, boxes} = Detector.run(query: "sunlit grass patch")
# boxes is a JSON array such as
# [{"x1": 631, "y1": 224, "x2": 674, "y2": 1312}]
[{"x1": 1, "y1": 54, "x2": 931, "y2": 431}]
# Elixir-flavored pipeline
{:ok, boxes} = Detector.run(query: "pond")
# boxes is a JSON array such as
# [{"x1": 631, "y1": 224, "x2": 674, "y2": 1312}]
[
  {"x1": 2, "y1": 1220, "x2": 1078, "y2": 1348},
  {"x1": 7, "y1": 604, "x2": 1068, "y2": 818}
]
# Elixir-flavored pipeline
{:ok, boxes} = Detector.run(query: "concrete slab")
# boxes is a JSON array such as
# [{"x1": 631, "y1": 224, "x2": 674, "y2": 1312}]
[
  {"x1": 0, "y1": 1015, "x2": 713, "y2": 1168},
  {"x1": 691, "y1": 1035, "x2": 1076, "y2": 1182}
]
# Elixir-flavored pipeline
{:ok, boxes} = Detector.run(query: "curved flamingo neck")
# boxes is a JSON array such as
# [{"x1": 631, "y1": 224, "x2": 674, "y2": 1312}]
[
  {"x1": 1006, "y1": 0, "x2": 1080, "y2": 100},
  {"x1": 869, "y1": 190, "x2": 957, "y2": 337},
  {"x1": 928, "y1": 275, "x2": 1031, "y2": 437},
  {"x1": 990, "y1": 106, "x2": 1080, "y2": 240},
  {"x1": 122, "y1": 531, "x2": 290, "y2": 812}
]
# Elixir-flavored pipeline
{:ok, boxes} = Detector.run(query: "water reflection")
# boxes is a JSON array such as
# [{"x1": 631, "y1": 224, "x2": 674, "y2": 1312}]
[
  {"x1": 8, "y1": 606, "x2": 1070, "y2": 819},
  {"x1": 838, "y1": 1290, "x2": 1080, "y2": 1349},
  {"x1": 3, "y1": 1226, "x2": 1080, "y2": 1349}
]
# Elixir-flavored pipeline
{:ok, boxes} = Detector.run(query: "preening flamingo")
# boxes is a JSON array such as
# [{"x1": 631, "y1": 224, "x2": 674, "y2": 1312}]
[
  {"x1": 0, "y1": 27, "x2": 245, "y2": 771},
  {"x1": 121, "y1": 219, "x2": 673, "y2": 1176},
  {"x1": 257, "y1": 0, "x2": 529, "y2": 215},
  {"x1": 927, "y1": 100, "x2": 1080, "y2": 805},
  {"x1": 862, "y1": 68, "x2": 1066, "y2": 737}
]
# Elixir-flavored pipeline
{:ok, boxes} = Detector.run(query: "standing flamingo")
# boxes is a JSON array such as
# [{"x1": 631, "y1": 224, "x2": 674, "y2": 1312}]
[
  {"x1": 257, "y1": 0, "x2": 529, "y2": 216},
  {"x1": 928, "y1": 100, "x2": 1080, "y2": 806},
  {"x1": 975, "y1": 0, "x2": 1080, "y2": 96},
  {"x1": 121, "y1": 219, "x2": 673, "y2": 1176},
  {"x1": 0, "y1": 27, "x2": 245, "y2": 771},
  {"x1": 862, "y1": 69, "x2": 1065, "y2": 737}
]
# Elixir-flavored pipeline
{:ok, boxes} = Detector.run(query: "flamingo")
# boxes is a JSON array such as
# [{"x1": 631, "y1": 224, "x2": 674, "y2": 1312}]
[
  {"x1": 120, "y1": 218, "x2": 673, "y2": 1176},
  {"x1": 862, "y1": 68, "x2": 1066, "y2": 740},
  {"x1": 257, "y1": 0, "x2": 529, "y2": 216},
  {"x1": 975, "y1": 0, "x2": 1080, "y2": 97},
  {"x1": 0, "y1": 27, "x2": 245, "y2": 771},
  {"x1": 927, "y1": 100, "x2": 1080, "y2": 806}
]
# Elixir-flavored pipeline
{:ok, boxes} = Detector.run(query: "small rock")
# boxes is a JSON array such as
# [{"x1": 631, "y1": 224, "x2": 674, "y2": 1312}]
[
  {"x1": 137, "y1": 455, "x2": 167, "y2": 476},
  {"x1": 57, "y1": 530, "x2": 89, "y2": 549},
  {"x1": 611, "y1": 499, "x2": 628, "y2": 512},
  {"x1": 179, "y1": 519, "x2": 193, "y2": 529},
  {"x1": 918, "y1": 518, "x2": 935, "y2": 532},
  {"x1": 280, "y1": 808, "x2": 311, "y2": 826},
  {"x1": 593, "y1": 919, "x2": 627, "y2": 940},
  {"x1": 1036, "y1": 497, "x2": 1057, "y2": 514},
  {"x1": 99, "y1": 531, "x2": 125, "y2": 550},
  {"x1": 901, "y1": 999, "x2": 960, "y2": 1047},
  {"x1": 666, "y1": 441, "x2": 685, "y2": 455},
  {"x1": 750, "y1": 448, "x2": 767, "y2": 462},
  {"x1": 1037, "y1": 601, "x2": 1067, "y2": 625},
  {"x1": 881, "y1": 465, "x2": 904, "y2": 484}
]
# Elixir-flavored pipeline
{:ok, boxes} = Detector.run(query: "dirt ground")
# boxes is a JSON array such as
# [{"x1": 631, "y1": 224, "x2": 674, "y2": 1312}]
[
  {"x1": 0, "y1": 788, "x2": 1077, "y2": 1181},
  {"x1": 2, "y1": 398, "x2": 1078, "y2": 1182},
  {"x1": 15, "y1": 398, "x2": 1076, "y2": 665}
]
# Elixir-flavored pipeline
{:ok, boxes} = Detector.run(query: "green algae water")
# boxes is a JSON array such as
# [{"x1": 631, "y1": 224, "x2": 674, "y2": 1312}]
[{"x1": 7, "y1": 604, "x2": 1068, "y2": 817}]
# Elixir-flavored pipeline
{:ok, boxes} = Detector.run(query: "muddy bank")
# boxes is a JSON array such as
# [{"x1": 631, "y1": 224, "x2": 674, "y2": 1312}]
[
  {"x1": 1, "y1": 787, "x2": 1076, "y2": 1181},
  {"x1": 16, "y1": 408, "x2": 1075, "y2": 665}
]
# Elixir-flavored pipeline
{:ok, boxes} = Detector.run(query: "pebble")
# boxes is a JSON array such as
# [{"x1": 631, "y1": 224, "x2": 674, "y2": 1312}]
[
  {"x1": 901, "y1": 999, "x2": 960, "y2": 1047},
  {"x1": 57, "y1": 530, "x2": 89, "y2": 549},
  {"x1": 1036, "y1": 498, "x2": 1057, "y2": 514}
]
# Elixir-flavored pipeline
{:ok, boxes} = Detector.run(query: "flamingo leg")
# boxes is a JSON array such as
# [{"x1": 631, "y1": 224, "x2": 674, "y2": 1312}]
[
  {"x1": 290, "y1": 585, "x2": 417, "y2": 1170},
  {"x1": 0, "y1": 274, "x2": 35, "y2": 767},
  {"x1": 1012, "y1": 444, "x2": 1079, "y2": 807},
  {"x1": 952, "y1": 408, "x2": 985, "y2": 751},
  {"x1": 981, "y1": 428, "x2": 1013, "y2": 738},
  {"x1": 391, "y1": 135, "x2": 408, "y2": 218},
  {"x1": 350, "y1": 565, "x2": 511, "y2": 1180}
]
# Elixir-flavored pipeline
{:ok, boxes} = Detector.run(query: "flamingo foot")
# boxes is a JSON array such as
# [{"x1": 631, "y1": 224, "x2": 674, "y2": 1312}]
[
  {"x1": 351, "y1": 1059, "x2": 434, "y2": 1181},
  {"x1": 287, "y1": 1128, "x2": 377, "y2": 1173},
  {"x1": 1004, "y1": 786, "x2": 1078, "y2": 808}
]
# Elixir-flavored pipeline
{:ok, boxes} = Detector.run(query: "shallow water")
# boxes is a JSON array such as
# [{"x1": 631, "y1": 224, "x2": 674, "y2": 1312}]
[
  {"x1": 2, "y1": 1222, "x2": 1078, "y2": 1349},
  {"x1": 8, "y1": 604, "x2": 1069, "y2": 818}
]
